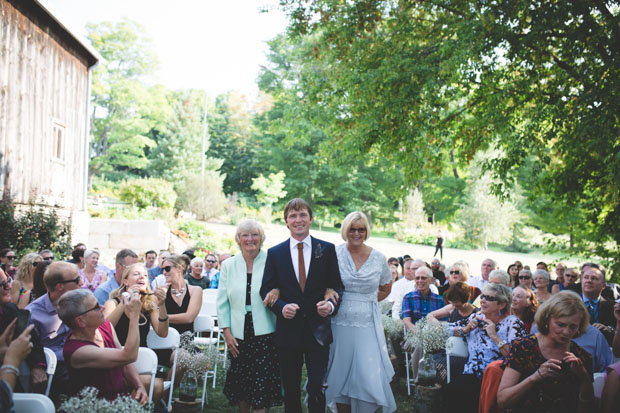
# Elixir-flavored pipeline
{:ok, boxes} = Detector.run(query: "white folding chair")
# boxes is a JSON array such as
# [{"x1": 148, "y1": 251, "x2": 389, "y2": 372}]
[
  {"x1": 593, "y1": 372, "x2": 606, "y2": 399},
  {"x1": 134, "y1": 347, "x2": 158, "y2": 403},
  {"x1": 404, "y1": 327, "x2": 416, "y2": 395},
  {"x1": 147, "y1": 327, "x2": 180, "y2": 410},
  {"x1": 13, "y1": 393, "x2": 55, "y2": 413},
  {"x1": 202, "y1": 289, "x2": 228, "y2": 366},
  {"x1": 42, "y1": 348, "x2": 57, "y2": 397},
  {"x1": 445, "y1": 336, "x2": 469, "y2": 384},
  {"x1": 193, "y1": 314, "x2": 219, "y2": 407}
]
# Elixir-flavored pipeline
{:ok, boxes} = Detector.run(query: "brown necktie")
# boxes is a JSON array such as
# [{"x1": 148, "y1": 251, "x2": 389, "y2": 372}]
[{"x1": 297, "y1": 242, "x2": 306, "y2": 292}]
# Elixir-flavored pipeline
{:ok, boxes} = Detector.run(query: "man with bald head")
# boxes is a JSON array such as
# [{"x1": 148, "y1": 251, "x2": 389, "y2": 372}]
[{"x1": 27, "y1": 262, "x2": 83, "y2": 402}]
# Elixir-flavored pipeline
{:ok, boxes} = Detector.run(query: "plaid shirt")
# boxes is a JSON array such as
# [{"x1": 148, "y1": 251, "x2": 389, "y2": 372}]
[{"x1": 401, "y1": 289, "x2": 445, "y2": 322}]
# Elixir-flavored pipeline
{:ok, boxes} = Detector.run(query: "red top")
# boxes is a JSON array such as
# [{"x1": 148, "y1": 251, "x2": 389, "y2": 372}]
[{"x1": 63, "y1": 320, "x2": 129, "y2": 399}]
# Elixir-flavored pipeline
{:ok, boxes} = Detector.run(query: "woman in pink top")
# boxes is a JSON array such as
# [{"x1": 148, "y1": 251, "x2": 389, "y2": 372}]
[
  {"x1": 78, "y1": 249, "x2": 107, "y2": 292},
  {"x1": 58, "y1": 289, "x2": 147, "y2": 403}
]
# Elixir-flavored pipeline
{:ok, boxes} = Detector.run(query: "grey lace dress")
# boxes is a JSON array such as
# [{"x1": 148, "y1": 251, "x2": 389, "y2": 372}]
[{"x1": 325, "y1": 244, "x2": 396, "y2": 413}]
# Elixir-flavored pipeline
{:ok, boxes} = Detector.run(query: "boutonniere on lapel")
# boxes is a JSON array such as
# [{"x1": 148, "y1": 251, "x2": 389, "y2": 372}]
[{"x1": 314, "y1": 243, "x2": 326, "y2": 260}]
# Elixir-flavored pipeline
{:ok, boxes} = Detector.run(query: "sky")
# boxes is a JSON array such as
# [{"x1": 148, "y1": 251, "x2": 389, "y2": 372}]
[{"x1": 45, "y1": 0, "x2": 289, "y2": 99}]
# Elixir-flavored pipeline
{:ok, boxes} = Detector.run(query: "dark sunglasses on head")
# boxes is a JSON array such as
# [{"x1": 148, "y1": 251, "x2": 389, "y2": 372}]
[
  {"x1": 0, "y1": 279, "x2": 12, "y2": 290},
  {"x1": 205, "y1": 260, "x2": 216, "y2": 264},
  {"x1": 162, "y1": 266, "x2": 173, "y2": 273},
  {"x1": 450, "y1": 270, "x2": 460, "y2": 275},
  {"x1": 480, "y1": 294, "x2": 498, "y2": 302},
  {"x1": 57, "y1": 275, "x2": 80, "y2": 285},
  {"x1": 519, "y1": 276, "x2": 531, "y2": 280},
  {"x1": 348, "y1": 227, "x2": 367, "y2": 234},
  {"x1": 76, "y1": 302, "x2": 101, "y2": 317}
]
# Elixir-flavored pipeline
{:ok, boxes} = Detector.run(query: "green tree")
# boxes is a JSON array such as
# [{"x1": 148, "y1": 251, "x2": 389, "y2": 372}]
[
  {"x1": 251, "y1": 171, "x2": 288, "y2": 221},
  {"x1": 278, "y1": 1, "x2": 620, "y2": 271},
  {"x1": 87, "y1": 20, "x2": 164, "y2": 181}
]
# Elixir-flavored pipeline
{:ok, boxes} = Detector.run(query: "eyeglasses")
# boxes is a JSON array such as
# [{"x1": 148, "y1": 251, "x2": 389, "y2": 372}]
[
  {"x1": 519, "y1": 276, "x2": 531, "y2": 280},
  {"x1": 5, "y1": 256, "x2": 15, "y2": 260},
  {"x1": 162, "y1": 266, "x2": 173, "y2": 273},
  {"x1": 480, "y1": 294, "x2": 498, "y2": 302},
  {"x1": 205, "y1": 260, "x2": 216, "y2": 264},
  {"x1": 564, "y1": 273, "x2": 578, "y2": 279},
  {"x1": 0, "y1": 279, "x2": 12, "y2": 290},
  {"x1": 76, "y1": 302, "x2": 101, "y2": 317},
  {"x1": 348, "y1": 227, "x2": 367, "y2": 234},
  {"x1": 42, "y1": 257, "x2": 54, "y2": 261},
  {"x1": 57, "y1": 275, "x2": 81, "y2": 285},
  {"x1": 449, "y1": 270, "x2": 460, "y2": 275},
  {"x1": 415, "y1": 276, "x2": 429, "y2": 281}
]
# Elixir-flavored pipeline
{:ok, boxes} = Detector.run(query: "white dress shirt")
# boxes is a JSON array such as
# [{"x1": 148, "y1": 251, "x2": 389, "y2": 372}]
[
  {"x1": 289, "y1": 235, "x2": 311, "y2": 282},
  {"x1": 468, "y1": 275, "x2": 488, "y2": 290}
]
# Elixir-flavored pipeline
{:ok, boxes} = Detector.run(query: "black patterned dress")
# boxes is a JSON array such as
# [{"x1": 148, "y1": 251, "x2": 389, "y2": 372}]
[{"x1": 223, "y1": 273, "x2": 283, "y2": 408}]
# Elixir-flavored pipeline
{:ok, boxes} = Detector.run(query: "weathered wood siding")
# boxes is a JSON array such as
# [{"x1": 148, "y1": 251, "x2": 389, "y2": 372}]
[{"x1": 0, "y1": 0, "x2": 93, "y2": 211}]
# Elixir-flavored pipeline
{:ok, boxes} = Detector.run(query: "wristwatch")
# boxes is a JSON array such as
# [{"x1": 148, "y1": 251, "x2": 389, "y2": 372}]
[{"x1": 496, "y1": 339, "x2": 507, "y2": 348}]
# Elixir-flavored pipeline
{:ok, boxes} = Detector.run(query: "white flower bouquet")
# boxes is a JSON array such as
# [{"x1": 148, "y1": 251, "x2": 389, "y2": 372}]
[
  {"x1": 403, "y1": 317, "x2": 450, "y2": 353},
  {"x1": 59, "y1": 387, "x2": 151, "y2": 412},
  {"x1": 177, "y1": 331, "x2": 220, "y2": 377}
]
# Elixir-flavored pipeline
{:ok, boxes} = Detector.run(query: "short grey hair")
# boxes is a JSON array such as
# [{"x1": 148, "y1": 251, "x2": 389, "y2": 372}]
[
  {"x1": 234, "y1": 219, "x2": 266, "y2": 249},
  {"x1": 483, "y1": 283, "x2": 512, "y2": 314},
  {"x1": 83, "y1": 249, "x2": 99, "y2": 259},
  {"x1": 519, "y1": 269, "x2": 532, "y2": 279},
  {"x1": 488, "y1": 269, "x2": 510, "y2": 286},
  {"x1": 533, "y1": 269, "x2": 550, "y2": 282},
  {"x1": 190, "y1": 257, "x2": 204, "y2": 267},
  {"x1": 57, "y1": 289, "x2": 93, "y2": 328},
  {"x1": 415, "y1": 266, "x2": 433, "y2": 279}
]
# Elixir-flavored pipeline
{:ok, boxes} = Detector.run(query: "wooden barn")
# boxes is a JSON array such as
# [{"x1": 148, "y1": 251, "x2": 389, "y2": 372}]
[{"x1": 0, "y1": 0, "x2": 100, "y2": 241}]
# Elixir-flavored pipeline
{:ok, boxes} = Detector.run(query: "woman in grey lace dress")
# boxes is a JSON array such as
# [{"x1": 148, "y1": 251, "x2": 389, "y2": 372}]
[{"x1": 325, "y1": 211, "x2": 396, "y2": 413}]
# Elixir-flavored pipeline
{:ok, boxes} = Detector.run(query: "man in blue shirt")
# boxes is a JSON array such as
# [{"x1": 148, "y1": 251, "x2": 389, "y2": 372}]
[
  {"x1": 147, "y1": 251, "x2": 169, "y2": 287},
  {"x1": 402, "y1": 266, "x2": 445, "y2": 330},
  {"x1": 580, "y1": 263, "x2": 615, "y2": 345},
  {"x1": 94, "y1": 249, "x2": 138, "y2": 304}
]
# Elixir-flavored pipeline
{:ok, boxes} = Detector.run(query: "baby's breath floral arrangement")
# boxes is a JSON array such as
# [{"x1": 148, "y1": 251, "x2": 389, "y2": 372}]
[
  {"x1": 59, "y1": 387, "x2": 151, "y2": 412},
  {"x1": 382, "y1": 315, "x2": 404, "y2": 339},
  {"x1": 177, "y1": 331, "x2": 220, "y2": 377},
  {"x1": 403, "y1": 317, "x2": 450, "y2": 353},
  {"x1": 380, "y1": 300, "x2": 392, "y2": 315}
]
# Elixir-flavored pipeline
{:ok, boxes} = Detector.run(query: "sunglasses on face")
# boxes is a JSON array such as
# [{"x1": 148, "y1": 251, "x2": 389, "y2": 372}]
[
  {"x1": 565, "y1": 273, "x2": 578, "y2": 279},
  {"x1": 162, "y1": 266, "x2": 173, "y2": 273},
  {"x1": 5, "y1": 256, "x2": 15, "y2": 260},
  {"x1": 480, "y1": 294, "x2": 498, "y2": 302},
  {"x1": 0, "y1": 279, "x2": 12, "y2": 290},
  {"x1": 57, "y1": 275, "x2": 80, "y2": 285},
  {"x1": 205, "y1": 260, "x2": 216, "y2": 264},
  {"x1": 42, "y1": 257, "x2": 54, "y2": 261},
  {"x1": 519, "y1": 276, "x2": 531, "y2": 280},
  {"x1": 76, "y1": 302, "x2": 101, "y2": 317},
  {"x1": 450, "y1": 270, "x2": 460, "y2": 275},
  {"x1": 348, "y1": 227, "x2": 367, "y2": 234}
]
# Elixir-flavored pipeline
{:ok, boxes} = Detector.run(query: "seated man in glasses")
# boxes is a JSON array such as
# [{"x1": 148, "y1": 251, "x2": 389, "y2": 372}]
[
  {"x1": 38, "y1": 250, "x2": 54, "y2": 262},
  {"x1": 26, "y1": 262, "x2": 82, "y2": 403},
  {"x1": 402, "y1": 266, "x2": 446, "y2": 331},
  {"x1": 57, "y1": 289, "x2": 148, "y2": 403}
]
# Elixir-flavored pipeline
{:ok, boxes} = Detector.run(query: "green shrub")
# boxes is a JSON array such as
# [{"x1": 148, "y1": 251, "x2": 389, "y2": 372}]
[
  {"x1": 175, "y1": 173, "x2": 226, "y2": 220},
  {"x1": 119, "y1": 178, "x2": 177, "y2": 210},
  {"x1": 177, "y1": 219, "x2": 236, "y2": 253},
  {"x1": 0, "y1": 196, "x2": 72, "y2": 258}
]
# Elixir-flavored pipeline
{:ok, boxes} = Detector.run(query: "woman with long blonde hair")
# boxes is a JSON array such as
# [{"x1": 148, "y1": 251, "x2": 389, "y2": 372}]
[{"x1": 11, "y1": 252, "x2": 42, "y2": 309}]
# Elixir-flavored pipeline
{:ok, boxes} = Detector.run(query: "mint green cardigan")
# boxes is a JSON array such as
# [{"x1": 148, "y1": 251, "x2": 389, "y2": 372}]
[{"x1": 216, "y1": 250, "x2": 276, "y2": 340}]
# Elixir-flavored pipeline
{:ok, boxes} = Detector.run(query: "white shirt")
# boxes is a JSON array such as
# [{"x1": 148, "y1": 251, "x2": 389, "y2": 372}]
[
  {"x1": 202, "y1": 268, "x2": 219, "y2": 282},
  {"x1": 468, "y1": 275, "x2": 488, "y2": 290},
  {"x1": 289, "y1": 235, "x2": 311, "y2": 282}
]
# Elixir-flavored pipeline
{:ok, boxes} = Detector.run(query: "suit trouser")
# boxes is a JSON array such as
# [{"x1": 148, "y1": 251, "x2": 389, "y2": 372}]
[{"x1": 278, "y1": 326, "x2": 329, "y2": 413}]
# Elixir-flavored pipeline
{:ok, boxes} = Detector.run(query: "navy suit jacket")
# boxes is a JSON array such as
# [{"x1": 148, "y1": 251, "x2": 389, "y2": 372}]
[{"x1": 260, "y1": 236, "x2": 344, "y2": 348}]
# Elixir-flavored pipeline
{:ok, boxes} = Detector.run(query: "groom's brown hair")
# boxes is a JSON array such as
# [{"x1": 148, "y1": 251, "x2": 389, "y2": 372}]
[{"x1": 283, "y1": 198, "x2": 313, "y2": 221}]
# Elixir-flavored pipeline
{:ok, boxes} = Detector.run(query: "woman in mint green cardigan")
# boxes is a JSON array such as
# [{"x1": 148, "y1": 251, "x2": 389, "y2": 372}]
[{"x1": 217, "y1": 219, "x2": 283, "y2": 412}]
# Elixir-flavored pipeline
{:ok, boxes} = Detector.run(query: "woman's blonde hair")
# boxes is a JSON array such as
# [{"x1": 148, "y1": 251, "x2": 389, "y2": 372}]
[
  {"x1": 449, "y1": 261, "x2": 471, "y2": 281},
  {"x1": 15, "y1": 253, "x2": 42, "y2": 283},
  {"x1": 535, "y1": 291, "x2": 589, "y2": 337},
  {"x1": 340, "y1": 211, "x2": 371, "y2": 242},
  {"x1": 234, "y1": 219, "x2": 266, "y2": 249},
  {"x1": 109, "y1": 263, "x2": 157, "y2": 312}
]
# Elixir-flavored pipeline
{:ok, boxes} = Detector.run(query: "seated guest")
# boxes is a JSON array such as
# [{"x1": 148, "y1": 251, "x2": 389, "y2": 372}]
[
  {"x1": 446, "y1": 283, "x2": 527, "y2": 413},
  {"x1": 103, "y1": 263, "x2": 168, "y2": 402},
  {"x1": 430, "y1": 258, "x2": 445, "y2": 286},
  {"x1": 439, "y1": 261, "x2": 481, "y2": 303},
  {"x1": 428, "y1": 281, "x2": 477, "y2": 323},
  {"x1": 78, "y1": 249, "x2": 107, "y2": 292},
  {"x1": 600, "y1": 301, "x2": 620, "y2": 413},
  {"x1": 70, "y1": 245, "x2": 86, "y2": 270},
  {"x1": 147, "y1": 251, "x2": 170, "y2": 286},
  {"x1": 0, "y1": 319, "x2": 34, "y2": 412},
  {"x1": 508, "y1": 264, "x2": 519, "y2": 288},
  {"x1": 27, "y1": 262, "x2": 82, "y2": 402},
  {"x1": 511, "y1": 286, "x2": 539, "y2": 333},
  {"x1": 58, "y1": 289, "x2": 148, "y2": 403},
  {"x1": 0, "y1": 249, "x2": 17, "y2": 278},
  {"x1": 0, "y1": 268, "x2": 47, "y2": 393},
  {"x1": 402, "y1": 266, "x2": 445, "y2": 330},
  {"x1": 389, "y1": 264, "x2": 399, "y2": 284},
  {"x1": 578, "y1": 263, "x2": 615, "y2": 344},
  {"x1": 144, "y1": 250, "x2": 157, "y2": 270},
  {"x1": 471, "y1": 269, "x2": 511, "y2": 308},
  {"x1": 186, "y1": 257, "x2": 209, "y2": 289},
  {"x1": 30, "y1": 260, "x2": 51, "y2": 302},
  {"x1": 552, "y1": 267, "x2": 579, "y2": 294},
  {"x1": 517, "y1": 269, "x2": 534, "y2": 290},
  {"x1": 94, "y1": 249, "x2": 139, "y2": 305},
  {"x1": 386, "y1": 259, "x2": 419, "y2": 319},
  {"x1": 203, "y1": 253, "x2": 220, "y2": 288},
  {"x1": 533, "y1": 269, "x2": 552, "y2": 304},
  {"x1": 10, "y1": 252, "x2": 42, "y2": 309},
  {"x1": 497, "y1": 292, "x2": 594, "y2": 413}
]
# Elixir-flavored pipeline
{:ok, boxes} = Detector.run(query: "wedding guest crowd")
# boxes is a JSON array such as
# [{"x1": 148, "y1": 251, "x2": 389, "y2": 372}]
[{"x1": 2, "y1": 199, "x2": 620, "y2": 413}]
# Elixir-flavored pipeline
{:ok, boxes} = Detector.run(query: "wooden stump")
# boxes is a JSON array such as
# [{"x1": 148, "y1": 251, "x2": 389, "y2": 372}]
[
  {"x1": 172, "y1": 398, "x2": 202, "y2": 413},
  {"x1": 412, "y1": 383, "x2": 442, "y2": 413}
]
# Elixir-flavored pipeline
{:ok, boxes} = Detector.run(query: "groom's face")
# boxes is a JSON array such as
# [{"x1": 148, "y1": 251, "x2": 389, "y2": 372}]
[{"x1": 286, "y1": 208, "x2": 312, "y2": 240}]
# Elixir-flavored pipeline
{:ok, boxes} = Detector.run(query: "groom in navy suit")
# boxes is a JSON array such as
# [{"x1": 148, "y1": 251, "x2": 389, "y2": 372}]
[{"x1": 260, "y1": 198, "x2": 344, "y2": 413}]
